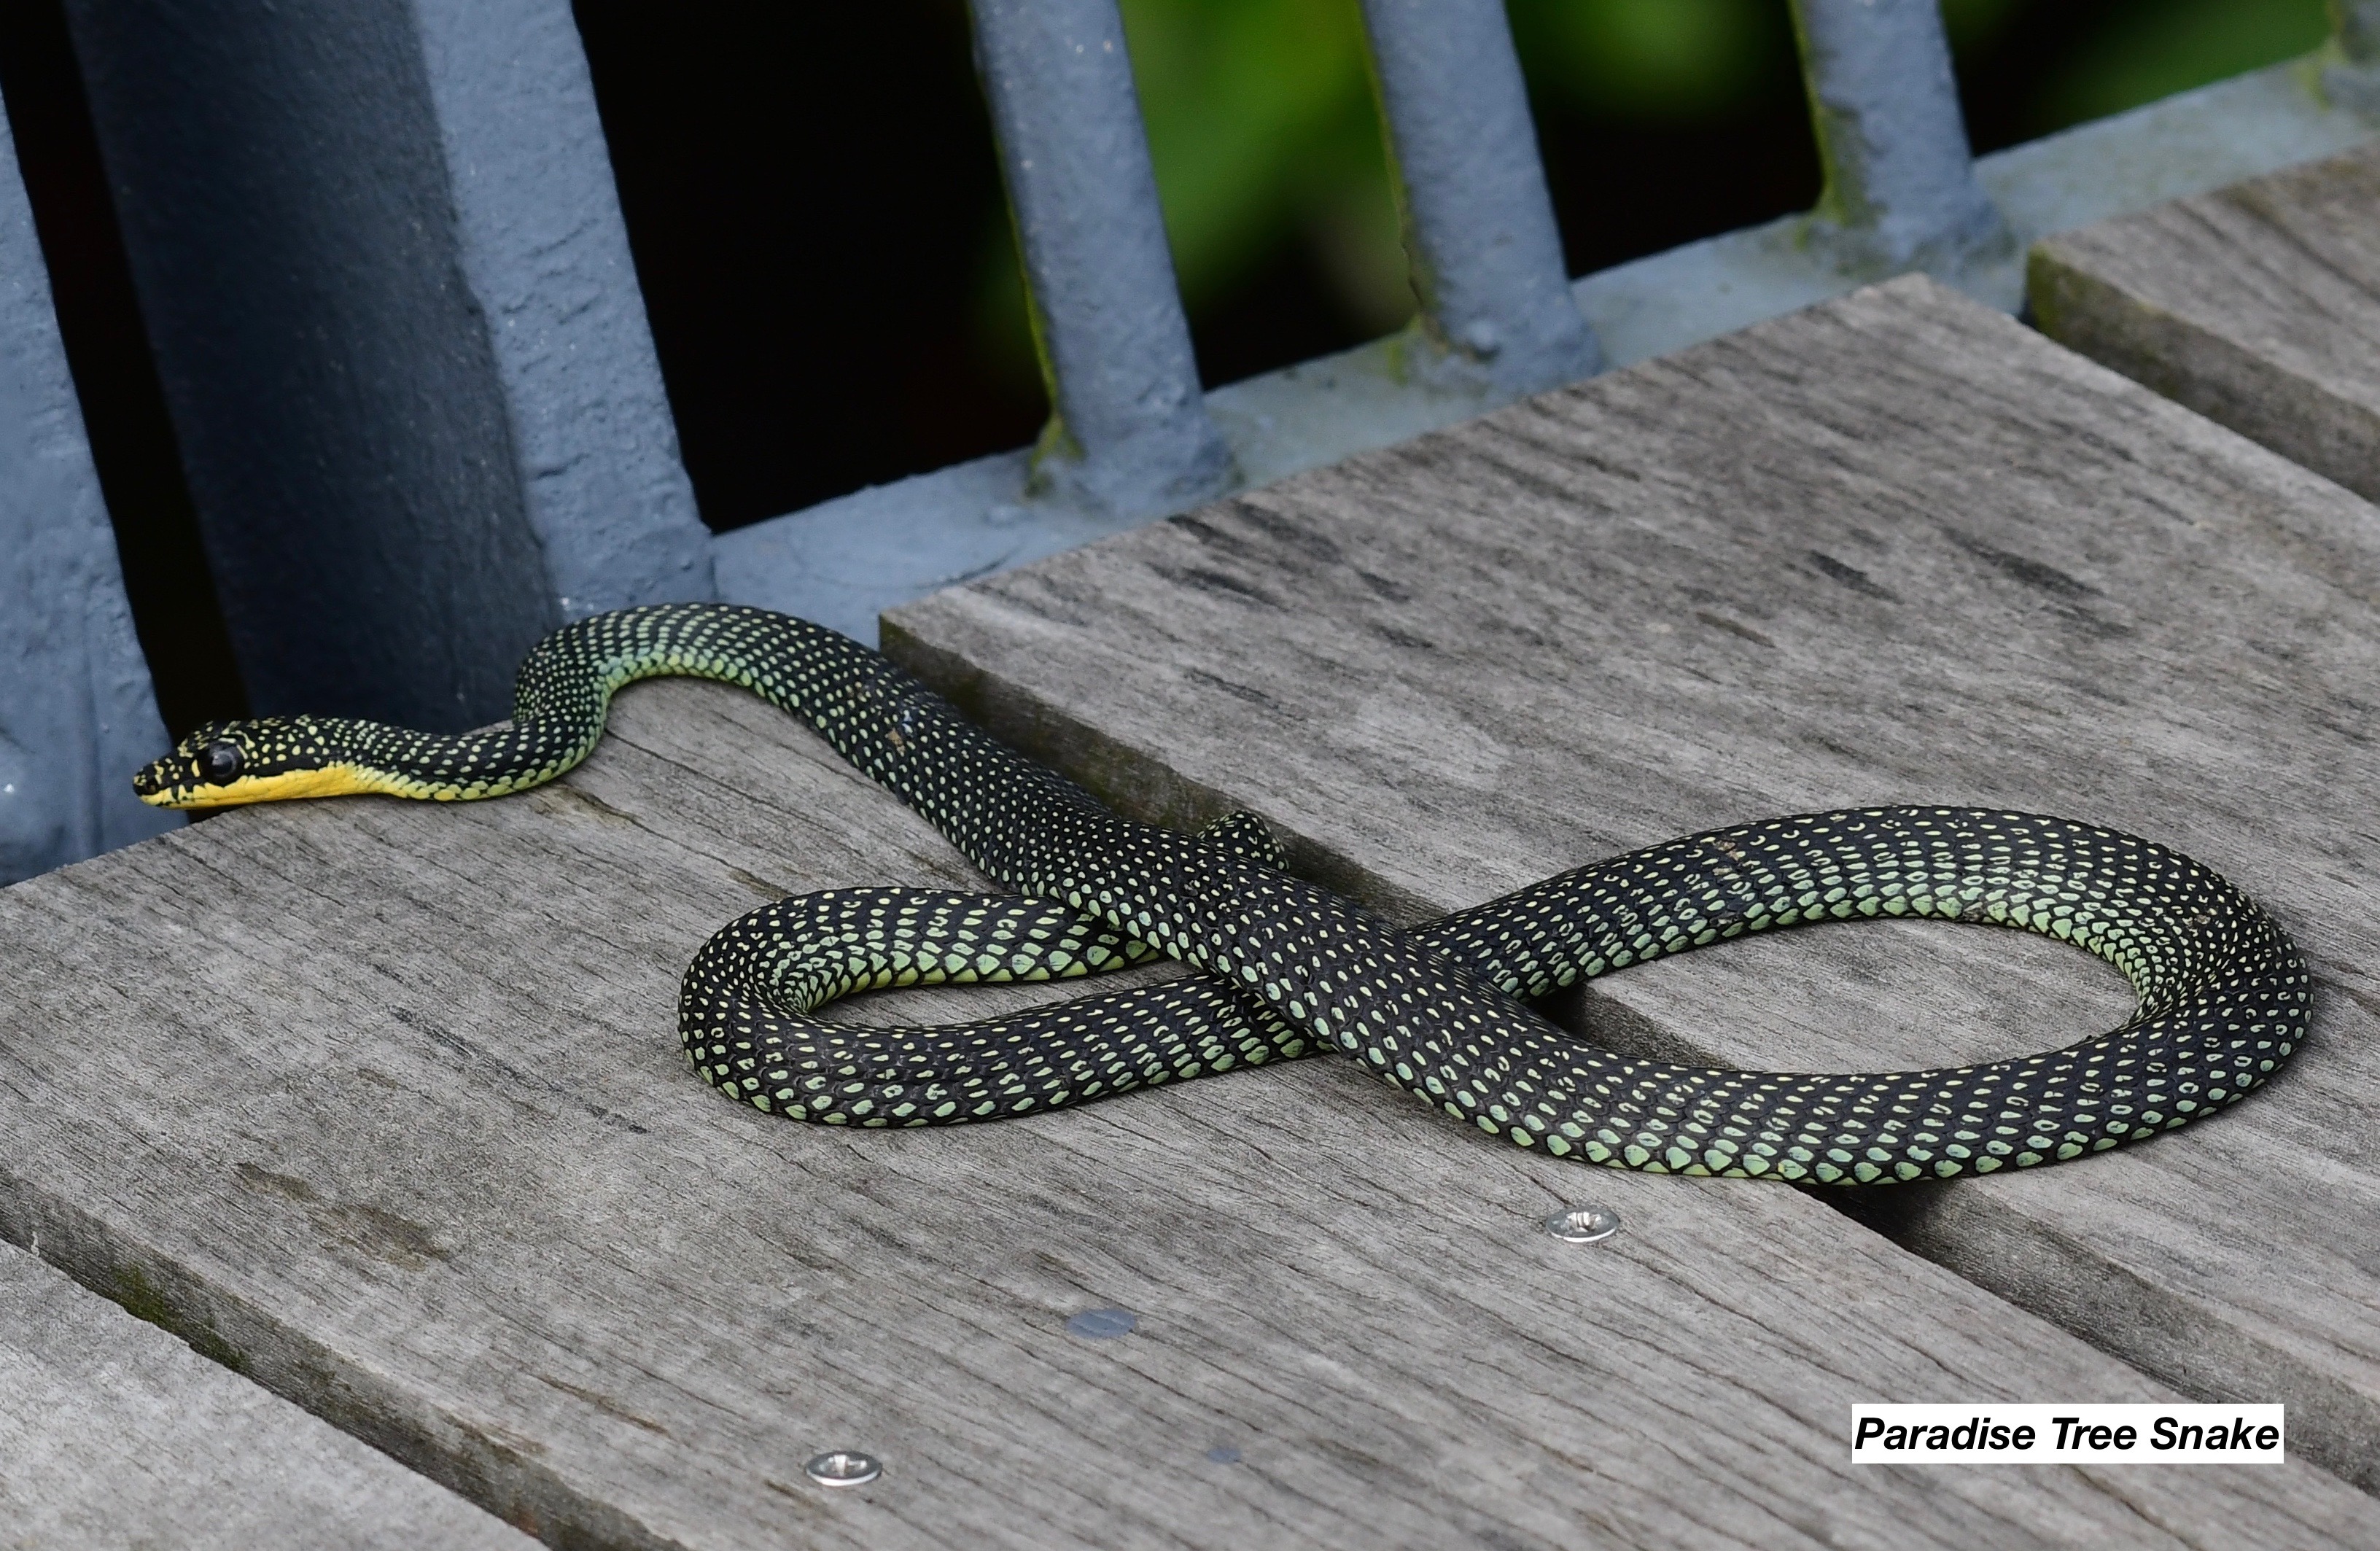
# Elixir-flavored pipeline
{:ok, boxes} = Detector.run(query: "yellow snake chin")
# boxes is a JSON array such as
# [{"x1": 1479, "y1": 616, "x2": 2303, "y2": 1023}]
[{"x1": 147, "y1": 764, "x2": 398, "y2": 810}]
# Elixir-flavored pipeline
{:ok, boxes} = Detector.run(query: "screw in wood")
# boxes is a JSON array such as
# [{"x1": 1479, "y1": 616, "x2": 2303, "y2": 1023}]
[
  {"x1": 804, "y1": 1450, "x2": 883, "y2": 1488},
  {"x1": 1066, "y1": 1306, "x2": 1138, "y2": 1338},
  {"x1": 1544, "y1": 1206, "x2": 1622, "y2": 1244}
]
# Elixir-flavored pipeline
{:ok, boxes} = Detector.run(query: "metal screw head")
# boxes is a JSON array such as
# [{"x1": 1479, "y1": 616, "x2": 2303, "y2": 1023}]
[
  {"x1": 1544, "y1": 1205, "x2": 1622, "y2": 1244},
  {"x1": 1066, "y1": 1306, "x2": 1138, "y2": 1339},
  {"x1": 804, "y1": 1450, "x2": 882, "y2": 1488}
]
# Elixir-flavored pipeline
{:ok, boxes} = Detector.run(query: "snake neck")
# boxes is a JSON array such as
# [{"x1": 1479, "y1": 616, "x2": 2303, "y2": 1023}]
[
  {"x1": 285, "y1": 605, "x2": 857, "y2": 801},
  {"x1": 170, "y1": 603, "x2": 1075, "y2": 809},
  {"x1": 280, "y1": 714, "x2": 602, "y2": 802}
]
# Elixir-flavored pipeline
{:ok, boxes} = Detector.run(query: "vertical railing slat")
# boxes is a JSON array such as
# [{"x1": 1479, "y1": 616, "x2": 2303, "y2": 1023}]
[
  {"x1": 970, "y1": 0, "x2": 1234, "y2": 516},
  {"x1": 1358, "y1": 0, "x2": 1602, "y2": 397},
  {"x1": 1789, "y1": 0, "x2": 2012, "y2": 276},
  {"x1": 60, "y1": 0, "x2": 709, "y2": 731},
  {"x1": 2325, "y1": 1, "x2": 2380, "y2": 113},
  {"x1": 2338, "y1": 0, "x2": 2380, "y2": 63},
  {"x1": 411, "y1": 0, "x2": 715, "y2": 621}
]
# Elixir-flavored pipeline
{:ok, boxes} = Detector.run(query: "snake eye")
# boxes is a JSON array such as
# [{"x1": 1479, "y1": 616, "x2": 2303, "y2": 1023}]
[{"x1": 198, "y1": 740, "x2": 244, "y2": 784}]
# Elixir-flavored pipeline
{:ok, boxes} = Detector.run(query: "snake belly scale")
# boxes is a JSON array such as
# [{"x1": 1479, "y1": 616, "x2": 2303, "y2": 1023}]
[{"x1": 134, "y1": 602, "x2": 2310, "y2": 1185}]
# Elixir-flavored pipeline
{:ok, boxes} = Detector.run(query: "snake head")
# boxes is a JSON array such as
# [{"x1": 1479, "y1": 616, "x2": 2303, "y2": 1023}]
[{"x1": 133, "y1": 718, "x2": 356, "y2": 809}]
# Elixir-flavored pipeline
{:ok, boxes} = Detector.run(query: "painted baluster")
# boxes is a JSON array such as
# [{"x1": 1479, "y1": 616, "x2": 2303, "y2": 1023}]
[
  {"x1": 969, "y1": 0, "x2": 1234, "y2": 517},
  {"x1": 60, "y1": 0, "x2": 710, "y2": 731},
  {"x1": 1789, "y1": 0, "x2": 2012, "y2": 279},
  {"x1": 2325, "y1": 0, "x2": 2380, "y2": 114},
  {"x1": 1357, "y1": 0, "x2": 1602, "y2": 396}
]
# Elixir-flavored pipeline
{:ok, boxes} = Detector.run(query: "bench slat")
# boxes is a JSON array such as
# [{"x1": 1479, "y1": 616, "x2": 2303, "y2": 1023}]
[
  {"x1": 0, "y1": 1240, "x2": 532, "y2": 1548},
  {"x1": 2033, "y1": 143, "x2": 2380, "y2": 506}
]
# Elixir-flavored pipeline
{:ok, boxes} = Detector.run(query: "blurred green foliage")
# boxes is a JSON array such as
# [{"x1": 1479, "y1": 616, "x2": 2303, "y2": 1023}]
[
  {"x1": 2006, "y1": 0, "x2": 2328, "y2": 126},
  {"x1": 1512, "y1": 0, "x2": 1778, "y2": 119},
  {"x1": 1119, "y1": 0, "x2": 1405, "y2": 327},
  {"x1": 976, "y1": 0, "x2": 2334, "y2": 389}
]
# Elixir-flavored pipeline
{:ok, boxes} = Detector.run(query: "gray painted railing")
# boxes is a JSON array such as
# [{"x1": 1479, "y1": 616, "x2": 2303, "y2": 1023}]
[
  {"x1": 58, "y1": 0, "x2": 711, "y2": 736},
  {"x1": 971, "y1": 0, "x2": 1233, "y2": 518},
  {"x1": 1792, "y1": 0, "x2": 2010, "y2": 280},
  {"x1": 2327, "y1": 0, "x2": 2380, "y2": 113},
  {"x1": 4, "y1": 0, "x2": 2379, "y2": 882},
  {"x1": 717, "y1": 0, "x2": 2372, "y2": 642},
  {"x1": 1361, "y1": 0, "x2": 1600, "y2": 395}
]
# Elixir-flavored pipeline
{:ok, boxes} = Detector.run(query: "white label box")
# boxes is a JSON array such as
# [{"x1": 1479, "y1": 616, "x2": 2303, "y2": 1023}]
[{"x1": 1851, "y1": 1404, "x2": 2284, "y2": 1463}]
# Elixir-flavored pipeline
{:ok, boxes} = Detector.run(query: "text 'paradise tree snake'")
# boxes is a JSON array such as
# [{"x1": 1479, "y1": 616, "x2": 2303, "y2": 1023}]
[{"x1": 134, "y1": 602, "x2": 2307, "y2": 1185}]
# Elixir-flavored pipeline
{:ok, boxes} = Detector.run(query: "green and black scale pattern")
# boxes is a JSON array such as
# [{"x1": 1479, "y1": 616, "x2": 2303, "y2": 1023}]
[{"x1": 139, "y1": 604, "x2": 2311, "y2": 1184}]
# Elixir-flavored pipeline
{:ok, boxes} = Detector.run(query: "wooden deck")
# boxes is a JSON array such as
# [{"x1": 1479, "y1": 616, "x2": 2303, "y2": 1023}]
[
  {"x1": 2033, "y1": 142, "x2": 2380, "y2": 508},
  {"x1": 0, "y1": 1241, "x2": 532, "y2": 1548},
  {"x1": 7, "y1": 187, "x2": 2380, "y2": 1546},
  {"x1": 889, "y1": 274, "x2": 2380, "y2": 1496}
]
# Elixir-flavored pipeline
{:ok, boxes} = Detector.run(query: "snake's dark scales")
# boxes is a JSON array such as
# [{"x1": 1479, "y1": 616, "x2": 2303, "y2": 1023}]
[{"x1": 138, "y1": 603, "x2": 2310, "y2": 1183}]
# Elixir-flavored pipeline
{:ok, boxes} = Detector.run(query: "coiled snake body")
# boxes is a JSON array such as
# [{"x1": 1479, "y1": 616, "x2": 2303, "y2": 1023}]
[{"x1": 136, "y1": 603, "x2": 2309, "y2": 1184}]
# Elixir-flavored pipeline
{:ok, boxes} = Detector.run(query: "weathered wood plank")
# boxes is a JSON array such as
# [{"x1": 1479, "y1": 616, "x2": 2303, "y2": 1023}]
[
  {"x1": 884, "y1": 276, "x2": 2380, "y2": 1495},
  {"x1": 2031, "y1": 143, "x2": 2380, "y2": 505},
  {"x1": 0, "y1": 1238, "x2": 533, "y2": 1548},
  {"x1": 1, "y1": 672, "x2": 2365, "y2": 1545}
]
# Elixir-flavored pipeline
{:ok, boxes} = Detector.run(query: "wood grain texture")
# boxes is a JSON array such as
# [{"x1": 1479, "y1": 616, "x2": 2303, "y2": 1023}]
[
  {"x1": 885, "y1": 276, "x2": 2380, "y2": 1496},
  {"x1": 2031, "y1": 143, "x2": 2380, "y2": 505},
  {"x1": 0, "y1": 1239, "x2": 532, "y2": 1550},
  {"x1": 1, "y1": 671, "x2": 2365, "y2": 1545}
]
